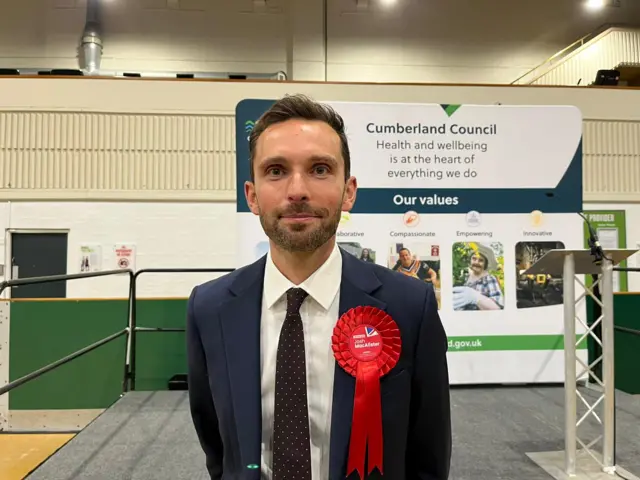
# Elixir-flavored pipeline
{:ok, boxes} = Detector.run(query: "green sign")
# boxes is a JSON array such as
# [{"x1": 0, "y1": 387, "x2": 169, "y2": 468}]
[{"x1": 583, "y1": 210, "x2": 627, "y2": 292}]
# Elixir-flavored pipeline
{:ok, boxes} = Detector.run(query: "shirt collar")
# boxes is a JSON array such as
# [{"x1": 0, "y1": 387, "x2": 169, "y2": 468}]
[{"x1": 263, "y1": 242, "x2": 342, "y2": 311}]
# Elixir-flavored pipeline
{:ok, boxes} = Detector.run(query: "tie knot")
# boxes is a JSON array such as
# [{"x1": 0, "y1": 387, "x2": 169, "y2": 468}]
[{"x1": 286, "y1": 287, "x2": 308, "y2": 313}]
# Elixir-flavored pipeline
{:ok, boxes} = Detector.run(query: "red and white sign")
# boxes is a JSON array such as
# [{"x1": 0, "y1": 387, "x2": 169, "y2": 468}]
[
  {"x1": 114, "y1": 244, "x2": 136, "y2": 271},
  {"x1": 431, "y1": 245, "x2": 440, "y2": 257}
]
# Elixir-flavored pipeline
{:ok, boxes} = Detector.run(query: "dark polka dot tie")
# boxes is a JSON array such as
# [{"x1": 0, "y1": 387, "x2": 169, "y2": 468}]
[{"x1": 272, "y1": 287, "x2": 312, "y2": 480}]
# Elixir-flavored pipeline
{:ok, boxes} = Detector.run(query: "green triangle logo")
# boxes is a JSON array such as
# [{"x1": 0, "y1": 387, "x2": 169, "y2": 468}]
[{"x1": 440, "y1": 104, "x2": 461, "y2": 117}]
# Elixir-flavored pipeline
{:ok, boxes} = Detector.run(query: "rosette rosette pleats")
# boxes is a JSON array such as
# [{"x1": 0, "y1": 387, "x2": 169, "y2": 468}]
[{"x1": 331, "y1": 306, "x2": 402, "y2": 479}]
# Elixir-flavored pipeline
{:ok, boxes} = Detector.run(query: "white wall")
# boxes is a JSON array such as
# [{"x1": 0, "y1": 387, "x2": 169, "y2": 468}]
[
  {"x1": 0, "y1": 201, "x2": 235, "y2": 298},
  {"x1": 2, "y1": 0, "x2": 639, "y2": 83},
  {"x1": 1, "y1": 78, "x2": 640, "y2": 203},
  {"x1": 1, "y1": 200, "x2": 639, "y2": 298}
]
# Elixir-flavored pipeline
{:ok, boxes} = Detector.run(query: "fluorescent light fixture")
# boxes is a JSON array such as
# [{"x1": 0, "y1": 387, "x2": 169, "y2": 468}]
[
  {"x1": 585, "y1": 0, "x2": 605, "y2": 10},
  {"x1": 380, "y1": 0, "x2": 397, "y2": 6}
]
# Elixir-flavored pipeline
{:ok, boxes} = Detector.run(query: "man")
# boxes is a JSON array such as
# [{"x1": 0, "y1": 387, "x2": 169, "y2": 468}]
[
  {"x1": 453, "y1": 244, "x2": 504, "y2": 311},
  {"x1": 392, "y1": 247, "x2": 438, "y2": 284},
  {"x1": 186, "y1": 94, "x2": 451, "y2": 479}
]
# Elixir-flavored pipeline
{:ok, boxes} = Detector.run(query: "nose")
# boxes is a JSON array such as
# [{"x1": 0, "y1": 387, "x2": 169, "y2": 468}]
[{"x1": 286, "y1": 170, "x2": 310, "y2": 202}]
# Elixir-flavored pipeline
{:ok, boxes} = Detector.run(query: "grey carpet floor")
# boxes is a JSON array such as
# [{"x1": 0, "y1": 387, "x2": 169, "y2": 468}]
[{"x1": 26, "y1": 387, "x2": 640, "y2": 480}]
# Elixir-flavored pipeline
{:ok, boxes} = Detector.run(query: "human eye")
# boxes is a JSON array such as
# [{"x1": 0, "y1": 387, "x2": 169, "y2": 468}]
[
  {"x1": 266, "y1": 166, "x2": 284, "y2": 177},
  {"x1": 313, "y1": 164, "x2": 330, "y2": 176}
]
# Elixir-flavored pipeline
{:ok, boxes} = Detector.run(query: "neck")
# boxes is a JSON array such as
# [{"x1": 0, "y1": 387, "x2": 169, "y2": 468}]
[{"x1": 270, "y1": 236, "x2": 336, "y2": 285}]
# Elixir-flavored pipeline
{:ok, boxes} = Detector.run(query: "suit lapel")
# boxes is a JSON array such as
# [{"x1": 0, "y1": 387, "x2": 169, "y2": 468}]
[
  {"x1": 219, "y1": 257, "x2": 266, "y2": 477},
  {"x1": 329, "y1": 250, "x2": 387, "y2": 479}
]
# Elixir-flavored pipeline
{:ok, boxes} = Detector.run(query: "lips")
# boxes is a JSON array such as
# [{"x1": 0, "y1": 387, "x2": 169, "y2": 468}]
[
  {"x1": 278, "y1": 204, "x2": 328, "y2": 220},
  {"x1": 281, "y1": 214, "x2": 318, "y2": 222}
]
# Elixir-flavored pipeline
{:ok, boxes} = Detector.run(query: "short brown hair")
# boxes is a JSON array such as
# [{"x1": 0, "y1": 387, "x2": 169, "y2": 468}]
[{"x1": 248, "y1": 94, "x2": 351, "y2": 182}]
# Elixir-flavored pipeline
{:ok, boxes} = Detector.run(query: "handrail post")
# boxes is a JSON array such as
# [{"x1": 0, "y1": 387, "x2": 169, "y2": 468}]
[
  {"x1": 121, "y1": 271, "x2": 134, "y2": 395},
  {"x1": 128, "y1": 271, "x2": 140, "y2": 391}
]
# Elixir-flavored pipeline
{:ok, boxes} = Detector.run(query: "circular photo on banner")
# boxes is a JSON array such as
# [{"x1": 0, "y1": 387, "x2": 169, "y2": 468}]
[
  {"x1": 530, "y1": 210, "x2": 544, "y2": 227},
  {"x1": 465, "y1": 210, "x2": 481, "y2": 228},
  {"x1": 403, "y1": 211, "x2": 420, "y2": 228}
]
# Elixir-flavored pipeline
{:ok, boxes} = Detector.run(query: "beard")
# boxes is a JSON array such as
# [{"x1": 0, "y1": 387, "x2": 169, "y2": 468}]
[{"x1": 258, "y1": 200, "x2": 342, "y2": 253}]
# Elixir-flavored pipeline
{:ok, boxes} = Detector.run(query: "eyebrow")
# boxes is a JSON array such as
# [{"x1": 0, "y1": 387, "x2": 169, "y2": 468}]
[{"x1": 259, "y1": 154, "x2": 339, "y2": 167}]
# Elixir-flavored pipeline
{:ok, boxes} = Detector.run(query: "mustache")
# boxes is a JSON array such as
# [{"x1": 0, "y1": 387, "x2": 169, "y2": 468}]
[{"x1": 277, "y1": 203, "x2": 329, "y2": 217}]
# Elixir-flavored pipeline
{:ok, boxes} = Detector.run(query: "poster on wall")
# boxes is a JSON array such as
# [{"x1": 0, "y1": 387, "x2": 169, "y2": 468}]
[
  {"x1": 582, "y1": 210, "x2": 627, "y2": 292},
  {"x1": 235, "y1": 99, "x2": 586, "y2": 385},
  {"x1": 79, "y1": 245, "x2": 102, "y2": 272},
  {"x1": 114, "y1": 244, "x2": 136, "y2": 271}
]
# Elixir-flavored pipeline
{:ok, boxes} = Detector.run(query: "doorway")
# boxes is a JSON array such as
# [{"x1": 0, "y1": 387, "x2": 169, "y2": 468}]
[{"x1": 10, "y1": 231, "x2": 69, "y2": 299}]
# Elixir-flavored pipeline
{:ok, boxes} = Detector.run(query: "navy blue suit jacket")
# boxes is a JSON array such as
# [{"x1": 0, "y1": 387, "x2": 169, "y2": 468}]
[{"x1": 186, "y1": 247, "x2": 451, "y2": 479}]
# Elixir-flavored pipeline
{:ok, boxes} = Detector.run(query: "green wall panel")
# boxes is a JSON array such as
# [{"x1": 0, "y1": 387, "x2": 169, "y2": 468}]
[
  {"x1": 609, "y1": 294, "x2": 640, "y2": 395},
  {"x1": 8, "y1": 292, "x2": 640, "y2": 411},
  {"x1": 587, "y1": 293, "x2": 640, "y2": 395},
  {"x1": 614, "y1": 328, "x2": 639, "y2": 394},
  {"x1": 9, "y1": 300, "x2": 128, "y2": 410},
  {"x1": 134, "y1": 299, "x2": 188, "y2": 391},
  {"x1": 8, "y1": 298, "x2": 190, "y2": 409}
]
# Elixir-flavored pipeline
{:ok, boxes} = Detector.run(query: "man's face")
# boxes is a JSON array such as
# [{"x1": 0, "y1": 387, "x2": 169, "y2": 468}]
[
  {"x1": 399, "y1": 249, "x2": 412, "y2": 267},
  {"x1": 244, "y1": 118, "x2": 357, "y2": 253},
  {"x1": 470, "y1": 253, "x2": 486, "y2": 273}
]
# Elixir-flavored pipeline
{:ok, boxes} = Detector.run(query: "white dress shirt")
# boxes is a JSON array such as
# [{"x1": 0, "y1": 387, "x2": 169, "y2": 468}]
[{"x1": 260, "y1": 243, "x2": 342, "y2": 479}]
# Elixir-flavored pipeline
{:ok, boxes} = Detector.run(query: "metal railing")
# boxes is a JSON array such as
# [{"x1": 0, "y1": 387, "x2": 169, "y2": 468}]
[
  {"x1": 0, "y1": 267, "x2": 234, "y2": 399},
  {"x1": 125, "y1": 268, "x2": 234, "y2": 392},
  {"x1": 0, "y1": 264, "x2": 638, "y2": 424},
  {"x1": 510, "y1": 23, "x2": 620, "y2": 85},
  {"x1": 0, "y1": 269, "x2": 133, "y2": 397}
]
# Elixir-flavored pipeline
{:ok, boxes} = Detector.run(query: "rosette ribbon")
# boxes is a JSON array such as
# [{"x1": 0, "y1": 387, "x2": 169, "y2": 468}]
[{"x1": 331, "y1": 305, "x2": 402, "y2": 479}]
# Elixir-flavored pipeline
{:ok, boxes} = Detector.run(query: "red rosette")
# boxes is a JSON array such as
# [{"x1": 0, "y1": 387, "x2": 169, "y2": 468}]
[{"x1": 331, "y1": 306, "x2": 402, "y2": 479}]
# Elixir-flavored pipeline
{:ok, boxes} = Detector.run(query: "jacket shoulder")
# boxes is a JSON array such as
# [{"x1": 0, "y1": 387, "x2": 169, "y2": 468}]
[{"x1": 189, "y1": 256, "x2": 266, "y2": 309}]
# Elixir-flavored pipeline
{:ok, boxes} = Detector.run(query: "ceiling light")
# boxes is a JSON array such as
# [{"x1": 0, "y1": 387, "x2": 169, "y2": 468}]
[{"x1": 585, "y1": 0, "x2": 605, "y2": 10}]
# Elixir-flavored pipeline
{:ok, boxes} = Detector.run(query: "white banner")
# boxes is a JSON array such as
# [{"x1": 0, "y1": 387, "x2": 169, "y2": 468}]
[
  {"x1": 333, "y1": 102, "x2": 582, "y2": 189},
  {"x1": 235, "y1": 100, "x2": 588, "y2": 385}
]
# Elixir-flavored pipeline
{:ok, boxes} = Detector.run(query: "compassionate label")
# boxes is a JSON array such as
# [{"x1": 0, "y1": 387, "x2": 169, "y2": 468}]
[{"x1": 349, "y1": 325, "x2": 383, "y2": 362}]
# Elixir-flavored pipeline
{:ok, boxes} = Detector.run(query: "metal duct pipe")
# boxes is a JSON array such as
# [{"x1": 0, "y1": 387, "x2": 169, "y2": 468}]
[
  {"x1": 7, "y1": 68, "x2": 287, "y2": 80},
  {"x1": 79, "y1": 0, "x2": 103, "y2": 73}
]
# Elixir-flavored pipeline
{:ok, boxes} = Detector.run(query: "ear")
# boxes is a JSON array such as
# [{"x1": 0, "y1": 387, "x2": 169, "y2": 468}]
[
  {"x1": 244, "y1": 181, "x2": 260, "y2": 215},
  {"x1": 341, "y1": 176, "x2": 358, "y2": 212}
]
